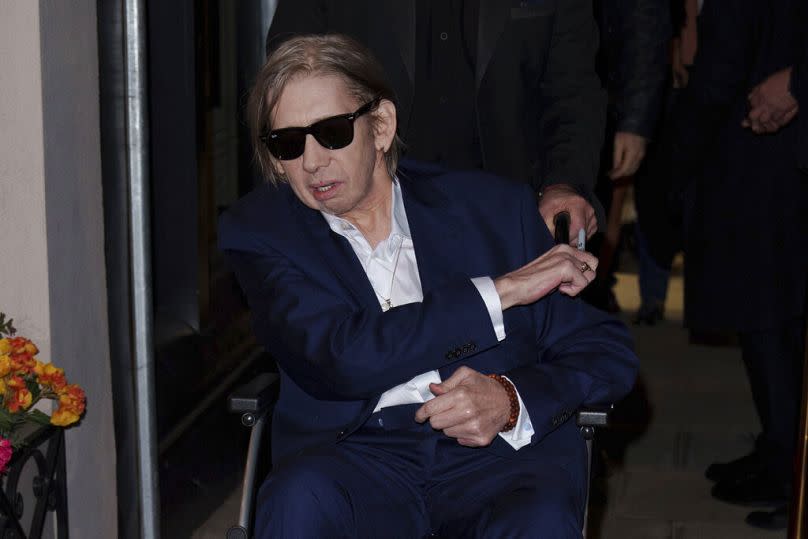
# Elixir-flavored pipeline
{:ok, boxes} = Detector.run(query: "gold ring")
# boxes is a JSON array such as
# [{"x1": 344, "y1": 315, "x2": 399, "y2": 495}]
[{"x1": 580, "y1": 262, "x2": 591, "y2": 273}]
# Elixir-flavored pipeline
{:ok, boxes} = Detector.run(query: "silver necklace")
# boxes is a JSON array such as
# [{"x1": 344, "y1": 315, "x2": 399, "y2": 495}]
[{"x1": 378, "y1": 237, "x2": 404, "y2": 312}]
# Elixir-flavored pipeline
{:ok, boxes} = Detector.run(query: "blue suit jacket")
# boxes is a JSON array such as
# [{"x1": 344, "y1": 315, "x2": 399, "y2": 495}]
[{"x1": 219, "y1": 161, "x2": 638, "y2": 466}]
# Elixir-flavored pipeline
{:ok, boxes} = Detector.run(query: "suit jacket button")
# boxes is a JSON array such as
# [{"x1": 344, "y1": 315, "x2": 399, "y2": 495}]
[{"x1": 337, "y1": 430, "x2": 345, "y2": 439}]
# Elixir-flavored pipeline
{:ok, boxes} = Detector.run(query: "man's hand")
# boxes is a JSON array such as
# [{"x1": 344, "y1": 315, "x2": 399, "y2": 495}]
[
  {"x1": 494, "y1": 244, "x2": 598, "y2": 310},
  {"x1": 743, "y1": 67, "x2": 799, "y2": 134},
  {"x1": 609, "y1": 132, "x2": 647, "y2": 180},
  {"x1": 538, "y1": 184, "x2": 597, "y2": 241},
  {"x1": 414, "y1": 366, "x2": 510, "y2": 447}
]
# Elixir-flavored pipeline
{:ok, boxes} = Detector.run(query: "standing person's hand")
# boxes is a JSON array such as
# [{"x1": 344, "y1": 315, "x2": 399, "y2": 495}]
[
  {"x1": 743, "y1": 67, "x2": 798, "y2": 134},
  {"x1": 538, "y1": 184, "x2": 597, "y2": 242},
  {"x1": 609, "y1": 132, "x2": 647, "y2": 179}
]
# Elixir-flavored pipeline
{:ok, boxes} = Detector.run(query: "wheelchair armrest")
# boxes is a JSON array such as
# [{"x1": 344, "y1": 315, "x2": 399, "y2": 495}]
[
  {"x1": 576, "y1": 405, "x2": 613, "y2": 440},
  {"x1": 576, "y1": 405, "x2": 612, "y2": 428},
  {"x1": 228, "y1": 372, "x2": 280, "y2": 416}
]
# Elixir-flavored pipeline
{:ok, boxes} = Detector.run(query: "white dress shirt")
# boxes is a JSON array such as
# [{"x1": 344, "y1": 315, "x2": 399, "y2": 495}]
[{"x1": 321, "y1": 180, "x2": 534, "y2": 449}]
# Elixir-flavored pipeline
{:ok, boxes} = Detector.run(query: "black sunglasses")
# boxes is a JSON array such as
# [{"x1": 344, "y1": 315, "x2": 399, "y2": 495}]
[{"x1": 261, "y1": 97, "x2": 381, "y2": 161}]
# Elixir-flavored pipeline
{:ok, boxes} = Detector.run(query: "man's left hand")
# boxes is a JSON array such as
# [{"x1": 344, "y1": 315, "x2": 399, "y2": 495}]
[
  {"x1": 414, "y1": 366, "x2": 511, "y2": 447},
  {"x1": 539, "y1": 184, "x2": 597, "y2": 242},
  {"x1": 609, "y1": 132, "x2": 647, "y2": 180},
  {"x1": 743, "y1": 67, "x2": 799, "y2": 134}
]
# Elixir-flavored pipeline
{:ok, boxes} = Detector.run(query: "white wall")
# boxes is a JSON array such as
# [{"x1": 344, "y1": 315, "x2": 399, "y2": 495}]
[{"x1": 0, "y1": 1, "x2": 117, "y2": 537}]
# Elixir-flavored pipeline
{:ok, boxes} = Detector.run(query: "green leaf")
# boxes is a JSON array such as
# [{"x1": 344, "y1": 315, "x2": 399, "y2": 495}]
[
  {"x1": 26, "y1": 409, "x2": 51, "y2": 427},
  {"x1": 25, "y1": 378, "x2": 41, "y2": 400},
  {"x1": 0, "y1": 407, "x2": 15, "y2": 433}
]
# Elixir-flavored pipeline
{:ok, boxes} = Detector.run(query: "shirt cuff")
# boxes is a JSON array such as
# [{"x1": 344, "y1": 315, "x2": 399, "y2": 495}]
[
  {"x1": 498, "y1": 376, "x2": 534, "y2": 450},
  {"x1": 470, "y1": 277, "x2": 506, "y2": 341}
]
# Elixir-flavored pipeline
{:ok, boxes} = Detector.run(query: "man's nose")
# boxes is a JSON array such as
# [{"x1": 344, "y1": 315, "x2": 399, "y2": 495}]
[{"x1": 301, "y1": 134, "x2": 329, "y2": 173}]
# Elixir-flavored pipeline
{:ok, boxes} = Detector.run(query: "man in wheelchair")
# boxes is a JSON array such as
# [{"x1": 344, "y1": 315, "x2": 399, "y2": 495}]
[{"x1": 219, "y1": 34, "x2": 638, "y2": 539}]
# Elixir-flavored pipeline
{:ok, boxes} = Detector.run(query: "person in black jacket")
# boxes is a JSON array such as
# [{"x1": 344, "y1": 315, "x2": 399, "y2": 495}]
[
  {"x1": 588, "y1": 0, "x2": 670, "y2": 313},
  {"x1": 667, "y1": 0, "x2": 808, "y2": 529},
  {"x1": 597, "y1": 0, "x2": 671, "y2": 180},
  {"x1": 742, "y1": 6, "x2": 808, "y2": 173},
  {"x1": 265, "y1": 0, "x2": 606, "y2": 242}
]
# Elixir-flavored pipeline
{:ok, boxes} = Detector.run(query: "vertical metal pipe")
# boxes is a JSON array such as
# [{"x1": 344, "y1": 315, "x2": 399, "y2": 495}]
[
  {"x1": 788, "y1": 319, "x2": 808, "y2": 537},
  {"x1": 124, "y1": 0, "x2": 160, "y2": 537}
]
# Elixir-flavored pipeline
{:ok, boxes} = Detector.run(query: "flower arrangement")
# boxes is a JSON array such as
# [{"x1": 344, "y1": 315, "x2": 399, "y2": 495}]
[{"x1": 0, "y1": 312, "x2": 86, "y2": 473}]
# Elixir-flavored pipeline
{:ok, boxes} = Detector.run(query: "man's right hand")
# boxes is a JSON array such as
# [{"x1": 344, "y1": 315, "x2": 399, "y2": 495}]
[{"x1": 494, "y1": 244, "x2": 598, "y2": 310}]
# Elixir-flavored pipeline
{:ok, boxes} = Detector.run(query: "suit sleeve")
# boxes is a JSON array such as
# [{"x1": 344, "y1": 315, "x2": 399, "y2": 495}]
[
  {"x1": 611, "y1": 0, "x2": 671, "y2": 138},
  {"x1": 538, "y1": 0, "x2": 606, "y2": 201},
  {"x1": 503, "y1": 185, "x2": 639, "y2": 445},
  {"x1": 792, "y1": 36, "x2": 808, "y2": 171},
  {"x1": 222, "y1": 241, "x2": 500, "y2": 402}
]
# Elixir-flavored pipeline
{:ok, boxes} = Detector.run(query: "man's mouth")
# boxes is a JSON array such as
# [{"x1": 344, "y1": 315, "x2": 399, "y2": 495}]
[{"x1": 311, "y1": 181, "x2": 340, "y2": 199}]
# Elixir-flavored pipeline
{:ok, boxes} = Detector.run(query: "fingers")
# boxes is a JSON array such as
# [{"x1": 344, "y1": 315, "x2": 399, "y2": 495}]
[
  {"x1": 551, "y1": 245, "x2": 597, "y2": 296},
  {"x1": 566, "y1": 202, "x2": 596, "y2": 243},
  {"x1": 433, "y1": 366, "x2": 474, "y2": 393},
  {"x1": 415, "y1": 392, "x2": 455, "y2": 423},
  {"x1": 610, "y1": 134, "x2": 646, "y2": 180},
  {"x1": 586, "y1": 212, "x2": 598, "y2": 238}
]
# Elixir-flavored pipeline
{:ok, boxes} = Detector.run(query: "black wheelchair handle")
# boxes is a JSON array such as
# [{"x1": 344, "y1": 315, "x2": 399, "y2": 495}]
[{"x1": 553, "y1": 211, "x2": 571, "y2": 245}]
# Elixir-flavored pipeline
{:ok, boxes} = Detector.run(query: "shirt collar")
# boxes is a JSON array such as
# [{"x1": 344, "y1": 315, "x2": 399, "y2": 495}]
[{"x1": 320, "y1": 178, "x2": 411, "y2": 241}]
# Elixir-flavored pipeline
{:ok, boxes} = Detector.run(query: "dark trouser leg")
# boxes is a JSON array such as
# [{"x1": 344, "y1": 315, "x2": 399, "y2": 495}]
[
  {"x1": 738, "y1": 316, "x2": 806, "y2": 487},
  {"x1": 428, "y1": 422, "x2": 588, "y2": 539},
  {"x1": 254, "y1": 437, "x2": 430, "y2": 539}
]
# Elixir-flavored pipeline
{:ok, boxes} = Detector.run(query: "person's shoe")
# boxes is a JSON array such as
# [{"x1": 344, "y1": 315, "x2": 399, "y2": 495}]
[
  {"x1": 746, "y1": 505, "x2": 788, "y2": 530},
  {"x1": 711, "y1": 473, "x2": 789, "y2": 507},
  {"x1": 632, "y1": 302, "x2": 664, "y2": 325},
  {"x1": 705, "y1": 451, "x2": 762, "y2": 482}
]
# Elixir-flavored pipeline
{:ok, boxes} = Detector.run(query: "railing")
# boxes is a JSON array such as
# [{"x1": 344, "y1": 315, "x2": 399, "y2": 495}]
[{"x1": 0, "y1": 426, "x2": 67, "y2": 539}]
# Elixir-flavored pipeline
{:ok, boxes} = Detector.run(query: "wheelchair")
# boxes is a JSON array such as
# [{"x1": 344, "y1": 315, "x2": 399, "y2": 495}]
[
  {"x1": 225, "y1": 372, "x2": 611, "y2": 539},
  {"x1": 226, "y1": 213, "x2": 612, "y2": 538}
]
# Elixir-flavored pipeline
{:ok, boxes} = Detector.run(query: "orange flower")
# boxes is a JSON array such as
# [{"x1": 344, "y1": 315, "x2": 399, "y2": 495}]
[
  {"x1": 10, "y1": 354, "x2": 36, "y2": 375},
  {"x1": 51, "y1": 385, "x2": 86, "y2": 426},
  {"x1": 5, "y1": 376, "x2": 32, "y2": 413},
  {"x1": 7, "y1": 337, "x2": 38, "y2": 356},
  {"x1": 34, "y1": 362, "x2": 66, "y2": 390},
  {"x1": 0, "y1": 338, "x2": 10, "y2": 355},
  {"x1": 6, "y1": 381, "x2": 33, "y2": 413}
]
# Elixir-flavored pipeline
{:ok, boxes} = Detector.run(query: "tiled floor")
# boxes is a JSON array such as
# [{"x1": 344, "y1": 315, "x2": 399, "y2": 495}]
[
  {"x1": 186, "y1": 271, "x2": 788, "y2": 538},
  {"x1": 588, "y1": 273, "x2": 784, "y2": 539}
]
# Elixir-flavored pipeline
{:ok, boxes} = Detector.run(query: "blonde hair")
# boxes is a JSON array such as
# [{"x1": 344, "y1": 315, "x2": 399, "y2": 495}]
[{"x1": 247, "y1": 34, "x2": 404, "y2": 184}]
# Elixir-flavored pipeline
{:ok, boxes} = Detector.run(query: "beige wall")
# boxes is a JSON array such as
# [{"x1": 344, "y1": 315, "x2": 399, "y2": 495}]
[{"x1": 0, "y1": 1, "x2": 117, "y2": 537}]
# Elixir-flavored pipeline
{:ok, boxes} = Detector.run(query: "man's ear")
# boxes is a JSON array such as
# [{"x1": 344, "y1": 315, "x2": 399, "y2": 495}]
[{"x1": 372, "y1": 99, "x2": 398, "y2": 153}]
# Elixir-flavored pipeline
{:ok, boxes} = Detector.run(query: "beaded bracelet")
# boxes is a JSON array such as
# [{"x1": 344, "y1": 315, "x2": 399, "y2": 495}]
[{"x1": 487, "y1": 374, "x2": 520, "y2": 432}]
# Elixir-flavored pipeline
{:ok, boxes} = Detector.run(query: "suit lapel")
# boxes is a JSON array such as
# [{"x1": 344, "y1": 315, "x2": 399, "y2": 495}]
[
  {"x1": 399, "y1": 175, "x2": 467, "y2": 295},
  {"x1": 289, "y1": 191, "x2": 380, "y2": 309},
  {"x1": 286, "y1": 174, "x2": 467, "y2": 308},
  {"x1": 476, "y1": 0, "x2": 509, "y2": 88}
]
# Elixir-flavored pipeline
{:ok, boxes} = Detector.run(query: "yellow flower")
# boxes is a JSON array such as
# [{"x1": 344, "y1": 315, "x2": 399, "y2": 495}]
[
  {"x1": 35, "y1": 362, "x2": 66, "y2": 390},
  {"x1": 0, "y1": 355, "x2": 11, "y2": 377},
  {"x1": 0, "y1": 339, "x2": 10, "y2": 355},
  {"x1": 51, "y1": 407, "x2": 80, "y2": 427}
]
